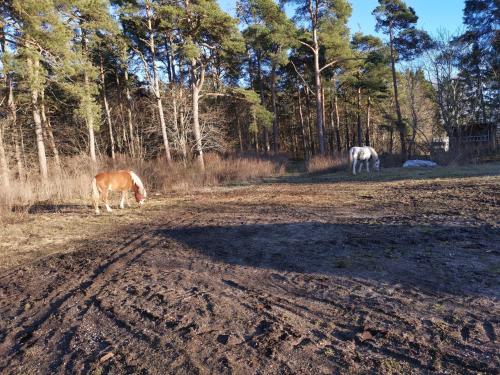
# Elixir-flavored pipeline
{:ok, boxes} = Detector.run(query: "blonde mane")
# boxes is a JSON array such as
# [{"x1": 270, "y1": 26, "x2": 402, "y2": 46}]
[{"x1": 129, "y1": 171, "x2": 146, "y2": 197}]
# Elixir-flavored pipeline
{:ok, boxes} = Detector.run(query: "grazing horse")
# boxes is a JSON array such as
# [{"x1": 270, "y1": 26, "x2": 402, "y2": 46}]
[
  {"x1": 92, "y1": 170, "x2": 146, "y2": 214},
  {"x1": 349, "y1": 146, "x2": 380, "y2": 175}
]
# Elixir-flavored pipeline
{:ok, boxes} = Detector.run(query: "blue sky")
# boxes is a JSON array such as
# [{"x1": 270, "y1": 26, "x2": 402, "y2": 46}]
[{"x1": 218, "y1": 0, "x2": 466, "y2": 38}]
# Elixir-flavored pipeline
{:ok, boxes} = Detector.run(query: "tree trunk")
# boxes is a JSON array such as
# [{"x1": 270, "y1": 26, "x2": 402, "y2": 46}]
[
  {"x1": 305, "y1": 91, "x2": 315, "y2": 153},
  {"x1": 100, "y1": 56, "x2": 115, "y2": 160},
  {"x1": 179, "y1": 67, "x2": 188, "y2": 160},
  {"x1": 366, "y1": 96, "x2": 371, "y2": 146},
  {"x1": 146, "y1": 2, "x2": 172, "y2": 164},
  {"x1": 344, "y1": 102, "x2": 350, "y2": 150},
  {"x1": 123, "y1": 68, "x2": 136, "y2": 157},
  {"x1": 40, "y1": 88, "x2": 61, "y2": 173},
  {"x1": 80, "y1": 32, "x2": 97, "y2": 164},
  {"x1": 357, "y1": 87, "x2": 363, "y2": 146},
  {"x1": 255, "y1": 54, "x2": 270, "y2": 153},
  {"x1": 84, "y1": 69, "x2": 97, "y2": 163},
  {"x1": 0, "y1": 123, "x2": 9, "y2": 189},
  {"x1": 9, "y1": 80, "x2": 26, "y2": 180},
  {"x1": 190, "y1": 60, "x2": 205, "y2": 170},
  {"x1": 389, "y1": 127, "x2": 394, "y2": 154},
  {"x1": 13, "y1": 128, "x2": 24, "y2": 180},
  {"x1": 27, "y1": 56, "x2": 48, "y2": 179},
  {"x1": 322, "y1": 86, "x2": 327, "y2": 152},
  {"x1": 297, "y1": 87, "x2": 308, "y2": 160},
  {"x1": 389, "y1": 26, "x2": 406, "y2": 156},
  {"x1": 333, "y1": 87, "x2": 341, "y2": 153},
  {"x1": 237, "y1": 116, "x2": 244, "y2": 152},
  {"x1": 165, "y1": 40, "x2": 187, "y2": 161},
  {"x1": 312, "y1": 29, "x2": 325, "y2": 154},
  {"x1": 270, "y1": 63, "x2": 279, "y2": 153},
  {"x1": 0, "y1": 21, "x2": 10, "y2": 187}
]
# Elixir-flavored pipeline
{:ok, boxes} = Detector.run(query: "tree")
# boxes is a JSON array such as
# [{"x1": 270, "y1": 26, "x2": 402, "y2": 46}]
[
  {"x1": 425, "y1": 32, "x2": 469, "y2": 142},
  {"x1": 283, "y1": 0, "x2": 352, "y2": 155},
  {"x1": 177, "y1": 0, "x2": 245, "y2": 169},
  {"x1": 116, "y1": 0, "x2": 174, "y2": 164},
  {"x1": 349, "y1": 33, "x2": 390, "y2": 146},
  {"x1": 238, "y1": 0, "x2": 295, "y2": 153},
  {"x1": 373, "y1": 0, "x2": 433, "y2": 156},
  {"x1": 10, "y1": 0, "x2": 75, "y2": 178},
  {"x1": 455, "y1": 0, "x2": 498, "y2": 132}
]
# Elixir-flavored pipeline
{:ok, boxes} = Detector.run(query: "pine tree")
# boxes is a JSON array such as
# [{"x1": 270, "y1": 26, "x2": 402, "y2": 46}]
[
  {"x1": 282, "y1": 0, "x2": 352, "y2": 155},
  {"x1": 176, "y1": 0, "x2": 245, "y2": 169},
  {"x1": 455, "y1": 0, "x2": 498, "y2": 129},
  {"x1": 10, "y1": 0, "x2": 75, "y2": 178},
  {"x1": 238, "y1": 0, "x2": 296, "y2": 153},
  {"x1": 349, "y1": 33, "x2": 390, "y2": 147},
  {"x1": 373, "y1": 0, "x2": 433, "y2": 157}
]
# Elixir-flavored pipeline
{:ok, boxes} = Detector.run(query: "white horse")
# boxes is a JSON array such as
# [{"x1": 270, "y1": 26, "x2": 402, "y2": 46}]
[{"x1": 349, "y1": 146, "x2": 380, "y2": 175}]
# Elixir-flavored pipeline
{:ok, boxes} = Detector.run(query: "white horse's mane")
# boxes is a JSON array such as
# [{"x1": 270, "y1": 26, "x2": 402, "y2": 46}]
[
  {"x1": 129, "y1": 171, "x2": 146, "y2": 196},
  {"x1": 368, "y1": 146, "x2": 379, "y2": 160}
]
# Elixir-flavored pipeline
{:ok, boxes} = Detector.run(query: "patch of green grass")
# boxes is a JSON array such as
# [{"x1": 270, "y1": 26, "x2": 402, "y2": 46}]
[
  {"x1": 323, "y1": 347, "x2": 336, "y2": 359},
  {"x1": 380, "y1": 358, "x2": 403, "y2": 374},
  {"x1": 308, "y1": 162, "x2": 500, "y2": 184}
]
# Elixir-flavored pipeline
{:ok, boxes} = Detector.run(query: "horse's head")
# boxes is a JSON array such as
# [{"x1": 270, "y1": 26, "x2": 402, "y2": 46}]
[
  {"x1": 133, "y1": 184, "x2": 146, "y2": 205},
  {"x1": 134, "y1": 190, "x2": 146, "y2": 205},
  {"x1": 374, "y1": 159, "x2": 381, "y2": 171}
]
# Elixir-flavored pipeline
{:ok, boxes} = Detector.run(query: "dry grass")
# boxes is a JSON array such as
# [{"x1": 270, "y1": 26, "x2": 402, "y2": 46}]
[
  {"x1": 0, "y1": 153, "x2": 284, "y2": 222},
  {"x1": 102, "y1": 153, "x2": 285, "y2": 192},
  {"x1": 306, "y1": 154, "x2": 349, "y2": 174}
]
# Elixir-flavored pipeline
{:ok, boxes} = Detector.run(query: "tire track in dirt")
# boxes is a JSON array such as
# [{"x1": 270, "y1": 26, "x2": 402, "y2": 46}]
[
  {"x1": 0, "y1": 228, "x2": 160, "y2": 372},
  {"x1": 1, "y1": 175, "x2": 499, "y2": 374}
]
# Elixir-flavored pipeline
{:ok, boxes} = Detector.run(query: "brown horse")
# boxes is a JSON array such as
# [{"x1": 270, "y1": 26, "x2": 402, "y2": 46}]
[{"x1": 92, "y1": 170, "x2": 146, "y2": 214}]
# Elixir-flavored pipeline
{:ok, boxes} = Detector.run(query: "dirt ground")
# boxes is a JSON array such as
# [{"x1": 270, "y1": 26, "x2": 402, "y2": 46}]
[{"x1": 0, "y1": 165, "x2": 499, "y2": 374}]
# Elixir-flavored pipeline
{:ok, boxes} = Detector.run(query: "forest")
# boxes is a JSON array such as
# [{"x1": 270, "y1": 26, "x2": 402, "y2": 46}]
[
  {"x1": 1, "y1": 2, "x2": 500, "y2": 373},
  {"x1": 0, "y1": 0, "x2": 498, "y2": 190}
]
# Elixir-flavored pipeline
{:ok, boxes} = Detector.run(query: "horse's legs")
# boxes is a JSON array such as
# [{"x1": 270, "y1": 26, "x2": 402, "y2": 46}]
[
  {"x1": 125, "y1": 191, "x2": 131, "y2": 207},
  {"x1": 366, "y1": 160, "x2": 370, "y2": 173},
  {"x1": 103, "y1": 190, "x2": 112, "y2": 212},
  {"x1": 120, "y1": 191, "x2": 126, "y2": 209},
  {"x1": 358, "y1": 160, "x2": 363, "y2": 174},
  {"x1": 352, "y1": 159, "x2": 357, "y2": 175}
]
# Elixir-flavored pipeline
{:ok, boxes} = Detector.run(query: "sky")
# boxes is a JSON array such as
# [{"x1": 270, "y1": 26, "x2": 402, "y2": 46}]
[{"x1": 217, "y1": 0, "x2": 466, "y2": 38}]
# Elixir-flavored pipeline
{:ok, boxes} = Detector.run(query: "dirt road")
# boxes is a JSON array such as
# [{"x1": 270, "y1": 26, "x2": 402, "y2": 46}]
[{"x1": 1, "y1": 167, "x2": 499, "y2": 374}]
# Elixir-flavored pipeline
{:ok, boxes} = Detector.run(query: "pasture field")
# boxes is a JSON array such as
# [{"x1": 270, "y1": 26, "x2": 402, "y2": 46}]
[{"x1": 0, "y1": 164, "x2": 499, "y2": 374}]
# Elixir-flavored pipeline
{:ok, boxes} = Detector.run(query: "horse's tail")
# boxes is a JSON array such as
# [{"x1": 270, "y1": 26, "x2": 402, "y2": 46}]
[
  {"x1": 91, "y1": 176, "x2": 100, "y2": 213},
  {"x1": 349, "y1": 147, "x2": 354, "y2": 165},
  {"x1": 129, "y1": 171, "x2": 146, "y2": 197},
  {"x1": 91, "y1": 177, "x2": 99, "y2": 201}
]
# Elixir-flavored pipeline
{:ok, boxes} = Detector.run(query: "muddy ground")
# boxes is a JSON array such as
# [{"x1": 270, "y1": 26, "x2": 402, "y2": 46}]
[{"x1": 0, "y1": 166, "x2": 499, "y2": 374}]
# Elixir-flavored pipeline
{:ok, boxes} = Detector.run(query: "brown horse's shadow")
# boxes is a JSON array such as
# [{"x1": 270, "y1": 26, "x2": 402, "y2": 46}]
[{"x1": 11, "y1": 203, "x2": 89, "y2": 214}]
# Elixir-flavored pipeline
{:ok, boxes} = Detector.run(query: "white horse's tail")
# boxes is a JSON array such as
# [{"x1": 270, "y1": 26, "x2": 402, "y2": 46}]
[
  {"x1": 349, "y1": 147, "x2": 355, "y2": 165},
  {"x1": 129, "y1": 171, "x2": 146, "y2": 197}
]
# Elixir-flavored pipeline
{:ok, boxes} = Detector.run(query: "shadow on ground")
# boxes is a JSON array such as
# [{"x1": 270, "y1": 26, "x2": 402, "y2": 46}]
[
  {"x1": 11, "y1": 203, "x2": 89, "y2": 214},
  {"x1": 159, "y1": 221, "x2": 500, "y2": 298}
]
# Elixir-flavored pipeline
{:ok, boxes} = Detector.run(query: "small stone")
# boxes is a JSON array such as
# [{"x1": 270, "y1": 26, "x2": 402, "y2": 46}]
[
  {"x1": 99, "y1": 352, "x2": 114, "y2": 364},
  {"x1": 356, "y1": 330, "x2": 373, "y2": 343}
]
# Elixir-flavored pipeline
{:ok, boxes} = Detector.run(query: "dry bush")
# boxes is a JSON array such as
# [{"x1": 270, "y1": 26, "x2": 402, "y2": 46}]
[
  {"x1": 102, "y1": 153, "x2": 285, "y2": 192},
  {"x1": 0, "y1": 153, "x2": 284, "y2": 221},
  {"x1": 306, "y1": 155, "x2": 348, "y2": 174}
]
